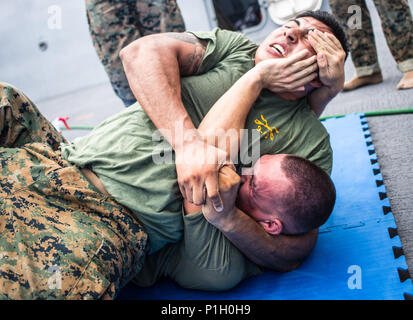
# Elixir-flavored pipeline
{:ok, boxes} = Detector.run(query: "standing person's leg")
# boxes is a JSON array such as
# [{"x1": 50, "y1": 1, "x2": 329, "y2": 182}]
[
  {"x1": 372, "y1": 0, "x2": 413, "y2": 89},
  {"x1": 329, "y1": 0, "x2": 383, "y2": 91},
  {"x1": 135, "y1": 0, "x2": 186, "y2": 34},
  {"x1": 85, "y1": 0, "x2": 186, "y2": 107}
]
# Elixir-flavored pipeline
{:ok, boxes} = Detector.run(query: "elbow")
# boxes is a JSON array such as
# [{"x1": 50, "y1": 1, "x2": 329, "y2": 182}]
[
  {"x1": 277, "y1": 260, "x2": 302, "y2": 273},
  {"x1": 120, "y1": 35, "x2": 155, "y2": 67},
  {"x1": 119, "y1": 46, "x2": 128, "y2": 64},
  {"x1": 120, "y1": 41, "x2": 136, "y2": 70},
  {"x1": 266, "y1": 259, "x2": 302, "y2": 273},
  {"x1": 269, "y1": 230, "x2": 319, "y2": 273}
]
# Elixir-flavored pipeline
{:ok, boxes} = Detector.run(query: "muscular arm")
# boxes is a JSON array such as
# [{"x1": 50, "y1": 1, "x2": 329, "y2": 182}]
[
  {"x1": 182, "y1": 67, "x2": 262, "y2": 213},
  {"x1": 185, "y1": 60, "x2": 320, "y2": 270},
  {"x1": 121, "y1": 32, "x2": 229, "y2": 209},
  {"x1": 120, "y1": 32, "x2": 206, "y2": 149},
  {"x1": 197, "y1": 68, "x2": 263, "y2": 161},
  {"x1": 307, "y1": 85, "x2": 339, "y2": 118},
  {"x1": 196, "y1": 49, "x2": 317, "y2": 158},
  {"x1": 212, "y1": 206, "x2": 319, "y2": 272}
]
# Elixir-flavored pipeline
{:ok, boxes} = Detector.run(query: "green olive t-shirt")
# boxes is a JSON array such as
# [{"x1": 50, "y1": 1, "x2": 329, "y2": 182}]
[{"x1": 61, "y1": 28, "x2": 332, "y2": 254}]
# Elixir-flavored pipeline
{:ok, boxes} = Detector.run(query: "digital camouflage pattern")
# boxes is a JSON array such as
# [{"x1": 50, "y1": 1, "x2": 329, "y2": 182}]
[
  {"x1": 329, "y1": 0, "x2": 413, "y2": 76},
  {"x1": 0, "y1": 83, "x2": 67, "y2": 149},
  {"x1": 85, "y1": 0, "x2": 186, "y2": 106},
  {"x1": 0, "y1": 82, "x2": 148, "y2": 299}
]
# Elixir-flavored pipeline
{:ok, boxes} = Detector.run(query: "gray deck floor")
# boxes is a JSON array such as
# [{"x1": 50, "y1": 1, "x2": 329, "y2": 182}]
[{"x1": 2, "y1": 0, "x2": 413, "y2": 288}]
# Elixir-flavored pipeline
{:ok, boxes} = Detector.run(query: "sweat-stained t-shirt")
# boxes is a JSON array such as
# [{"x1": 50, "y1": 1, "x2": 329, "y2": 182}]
[{"x1": 61, "y1": 28, "x2": 332, "y2": 255}]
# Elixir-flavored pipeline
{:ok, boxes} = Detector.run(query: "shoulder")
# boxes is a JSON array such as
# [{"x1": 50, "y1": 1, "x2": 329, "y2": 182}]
[
  {"x1": 186, "y1": 28, "x2": 257, "y2": 75},
  {"x1": 188, "y1": 28, "x2": 257, "y2": 55}
]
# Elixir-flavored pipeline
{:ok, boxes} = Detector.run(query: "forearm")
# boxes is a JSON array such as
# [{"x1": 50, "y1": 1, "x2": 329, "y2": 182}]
[
  {"x1": 197, "y1": 68, "x2": 263, "y2": 158},
  {"x1": 211, "y1": 207, "x2": 318, "y2": 271},
  {"x1": 307, "y1": 86, "x2": 339, "y2": 118}
]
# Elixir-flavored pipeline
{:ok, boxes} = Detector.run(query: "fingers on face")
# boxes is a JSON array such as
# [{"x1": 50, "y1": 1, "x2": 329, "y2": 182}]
[
  {"x1": 324, "y1": 31, "x2": 344, "y2": 51},
  {"x1": 309, "y1": 30, "x2": 336, "y2": 55},
  {"x1": 293, "y1": 72, "x2": 318, "y2": 88},
  {"x1": 317, "y1": 53, "x2": 328, "y2": 70},
  {"x1": 324, "y1": 32, "x2": 347, "y2": 62},
  {"x1": 293, "y1": 63, "x2": 318, "y2": 81},
  {"x1": 285, "y1": 49, "x2": 311, "y2": 65},
  {"x1": 291, "y1": 54, "x2": 317, "y2": 70},
  {"x1": 290, "y1": 55, "x2": 317, "y2": 75},
  {"x1": 281, "y1": 71, "x2": 318, "y2": 91},
  {"x1": 283, "y1": 58, "x2": 318, "y2": 87}
]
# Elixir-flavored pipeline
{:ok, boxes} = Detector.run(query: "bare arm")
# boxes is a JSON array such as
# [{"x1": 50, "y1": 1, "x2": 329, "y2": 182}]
[
  {"x1": 221, "y1": 208, "x2": 319, "y2": 271},
  {"x1": 185, "y1": 52, "x2": 321, "y2": 269},
  {"x1": 307, "y1": 85, "x2": 339, "y2": 118},
  {"x1": 184, "y1": 49, "x2": 317, "y2": 213},
  {"x1": 120, "y1": 32, "x2": 228, "y2": 210},
  {"x1": 120, "y1": 32, "x2": 206, "y2": 149},
  {"x1": 197, "y1": 68, "x2": 262, "y2": 162},
  {"x1": 197, "y1": 49, "x2": 318, "y2": 157}
]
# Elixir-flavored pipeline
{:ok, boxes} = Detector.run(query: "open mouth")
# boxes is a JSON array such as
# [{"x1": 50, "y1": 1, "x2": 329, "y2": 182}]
[{"x1": 270, "y1": 43, "x2": 286, "y2": 57}]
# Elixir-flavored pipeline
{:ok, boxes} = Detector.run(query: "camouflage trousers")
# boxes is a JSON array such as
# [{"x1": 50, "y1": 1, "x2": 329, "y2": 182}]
[
  {"x1": 0, "y1": 82, "x2": 148, "y2": 299},
  {"x1": 85, "y1": 0, "x2": 186, "y2": 106},
  {"x1": 329, "y1": 0, "x2": 413, "y2": 76}
]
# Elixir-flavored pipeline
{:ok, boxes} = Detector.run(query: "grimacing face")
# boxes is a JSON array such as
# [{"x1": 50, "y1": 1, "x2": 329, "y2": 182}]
[
  {"x1": 255, "y1": 17, "x2": 333, "y2": 64},
  {"x1": 236, "y1": 155, "x2": 298, "y2": 234},
  {"x1": 254, "y1": 17, "x2": 333, "y2": 96}
]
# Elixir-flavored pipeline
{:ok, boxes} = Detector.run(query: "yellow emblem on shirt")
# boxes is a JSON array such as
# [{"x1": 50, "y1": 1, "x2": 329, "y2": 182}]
[{"x1": 255, "y1": 114, "x2": 279, "y2": 141}]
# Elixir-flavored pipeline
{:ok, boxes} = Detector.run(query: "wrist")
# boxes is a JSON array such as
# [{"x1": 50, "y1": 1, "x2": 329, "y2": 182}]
[
  {"x1": 318, "y1": 83, "x2": 341, "y2": 99},
  {"x1": 172, "y1": 118, "x2": 203, "y2": 152},
  {"x1": 209, "y1": 206, "x2": 239, "y2": 232},
  {"x1": 250, "y1": 64, "x2": 266, "y2": 91},
  {"x1": 327, "y1": 77, "x2": 345, "y2": 95}
]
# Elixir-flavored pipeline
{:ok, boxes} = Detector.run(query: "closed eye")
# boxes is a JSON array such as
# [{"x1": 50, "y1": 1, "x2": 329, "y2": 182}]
[
  {"x1": 303, "y1": 29, "x2": 315, "y2": 39},
  {"x1": 306, "y1": 29, "x2": 315, "y2": 35}
]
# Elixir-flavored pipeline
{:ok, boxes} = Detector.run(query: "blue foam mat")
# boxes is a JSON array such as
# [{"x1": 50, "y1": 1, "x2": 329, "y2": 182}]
[{"x1": 118, "y1": 114, "x2": 413, "y2": 300}]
